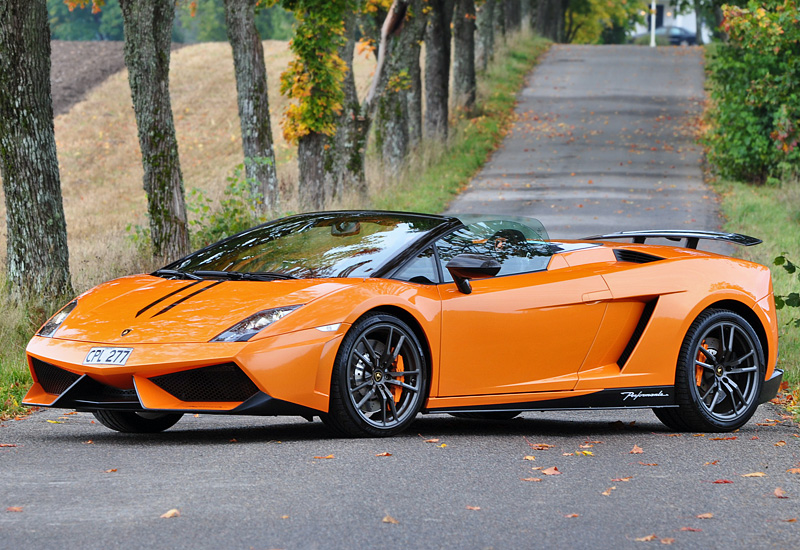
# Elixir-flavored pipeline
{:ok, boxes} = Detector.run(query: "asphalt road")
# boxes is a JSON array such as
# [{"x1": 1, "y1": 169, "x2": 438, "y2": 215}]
[{"x1": 3, "y1": 45, "x2": 799, "y2": 549}]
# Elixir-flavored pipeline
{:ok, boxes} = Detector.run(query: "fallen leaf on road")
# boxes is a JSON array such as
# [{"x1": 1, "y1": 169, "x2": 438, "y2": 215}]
[
  {"x1": 104, "y1": 468, "x2": 117, "y2": 473},
  {"x1": 630, "y1": 445, "x2": 643, "y2": 454},
  {"x1": 680, "y1": 527, "x2": 702, "y2": 532},
  {"x1": 160, "y1": 509, "x2": 180, "y2": 519},
  {"x1": 6, "y1": 507, "x2": 23, "y2": 513},
  {"x1": 774, "y1": 487, "x2": 788, "y2": 499},
  {"x1": 314, "y1": 454, "x2": 334, "y2": 459},
  {"x1": 709, "y1": 437, "x2": 736, "y2": 440},
  {"x1": 375, "y1": 452, "x2": 392, "y2": 457},
  {"x1": 602, "y1": 486, "x2": 616, "y2": 496},
  {"x1": 523, "y1": 455, "x2": 536, "y2": 461},
  {"x1": 635, "y1": 534, "x2": 657, "y2": 542},
  {"x1": 696, "y1": 513, "x2": 713, "y2": 519},
  {"x1": 542, "y1": 466, "x2": 561, "y2": 476},
  {"x1": 751, "y1": 436, "x2": 759, "y2": 440},
  {"x1": 782, "y1": 518, "x2": 797, "y2": 523},
  {"x1": 521, "y1": 477, "x2": 542, "y2": 482},
  {"x1": 466, "y1": 506, "x2": 481, "y2": 511},
  {"x1": 639, "y1": 462, "x2": 658, "y2": 466},
  {"x1": 280, "y1": 515, "x2": 289, "y2": 519},
  {"x1": 579, "y1": 443, "x2": 594, "y2": 448},
  {"x1": 712, "y1": 479, "x2": 733, "y2": 484},
  {"x1": 531, "y1": 466, "x2": 543, "y2": 471},
  {"x1": 787, "y1": 468, "x2": 800, "y2": 474},
  {"x1": 756, "y1": 422, "x2": 778, "y2": 426},
  {"x1": 612, "y1": 476, "x2": 633, "y2": 482},
  {"x1": 0, "y1": 443, "x2": 17, "y2": 447},
  {"x1": 704, "y1": 461, "x2": 719, "y2": 466},
  {"x1": 693, "y1": 434, "x2": 705, "y2": 437},
  {"x1": 530, "y1": 443, "x2": 555, "y2": 450},
  {"x1": 564, "y1": 513, "x2": 579, "y2": 518},
  {"x1": 576, "y1": 450, "x2": 593, "y2": 456},
  {"x1": 661, "y1": 538, "x2": 675, "y2": 545},
  {"x1": 438, "y1": 443, "x2": 447, "y2": 448},
  {"x1": 46, "y1": 420, "x2": 62, "y2": 424},
  {"x1": 741, "y1": 472, "x2": 766, "y2": 477},
  {"x1": 382, "y1": 514, "x2": 399, "y2": 524},
  {"x1": 775, "y1": 441, "x2": 786, "y2": 447},
  {"x1": 421, "y1": 437, "x2": 439, "y2": 443},
  {"x1": 229, "y1": 439, "x2": 237, "y2": 443},
  {"x1": 83, "y1": 440, "x2": 93, "y2": 444}
]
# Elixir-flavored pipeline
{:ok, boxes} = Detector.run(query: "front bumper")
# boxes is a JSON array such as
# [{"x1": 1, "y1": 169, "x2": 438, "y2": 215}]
[{"x1": 758, "y1": 368, "x2": 784, "y2": 404}]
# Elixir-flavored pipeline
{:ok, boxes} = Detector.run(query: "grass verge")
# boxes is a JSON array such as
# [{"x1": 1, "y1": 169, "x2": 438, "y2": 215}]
[{"x1": 713, "y1": 178, "x2": 800, "y2": 416}]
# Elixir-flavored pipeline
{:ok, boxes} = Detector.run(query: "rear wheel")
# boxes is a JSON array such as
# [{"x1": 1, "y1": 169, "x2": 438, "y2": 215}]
[
  {"x1": 92, "y1": 410, "x2": 183, "y2": 433},
  {"x1": 655, "y1": 309, "x2": 764, "y2": 432},
  {"x1": 449, "y1": 411, "x2": 521, "y2": 421},
  {"x1": 322, "y1": 313, "x2": 427, "y2": 437}
]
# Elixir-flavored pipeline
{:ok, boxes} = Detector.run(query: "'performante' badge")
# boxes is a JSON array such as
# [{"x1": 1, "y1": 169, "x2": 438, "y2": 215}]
[{"x1": 620, "y1": 390, "x2": 669, "y2": 401}]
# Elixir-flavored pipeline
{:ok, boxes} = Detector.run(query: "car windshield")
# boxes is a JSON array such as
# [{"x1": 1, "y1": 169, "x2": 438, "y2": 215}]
[{"x1": 167, "y1": 212, "x2": 445, "y2": 279}]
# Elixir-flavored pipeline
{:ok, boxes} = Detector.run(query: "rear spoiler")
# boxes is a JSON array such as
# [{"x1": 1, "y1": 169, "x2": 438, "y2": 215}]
[{"x1": 583, "y1": 230, "x2": 762, "y2": 249}]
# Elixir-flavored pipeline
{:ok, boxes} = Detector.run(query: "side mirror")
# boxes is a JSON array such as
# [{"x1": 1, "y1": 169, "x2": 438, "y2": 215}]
[{"x1": 445, "y1": 254, "x2": 501, "y2": 294}]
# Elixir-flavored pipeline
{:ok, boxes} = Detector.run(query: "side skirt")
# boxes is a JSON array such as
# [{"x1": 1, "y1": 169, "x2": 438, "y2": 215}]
[{"x1": 425, "y1": 386, "x2": 676, "y2": 414}]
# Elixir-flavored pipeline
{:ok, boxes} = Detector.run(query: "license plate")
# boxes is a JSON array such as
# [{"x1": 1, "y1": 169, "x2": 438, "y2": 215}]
[{"x1": 83, "y1": 347, "x2": 133, "y2": 366}]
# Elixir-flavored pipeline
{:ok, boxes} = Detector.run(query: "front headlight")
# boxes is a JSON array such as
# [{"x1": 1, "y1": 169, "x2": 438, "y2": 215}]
[
  {"x1": 210, "y1": 305, "x2": 303, "y2": 342},
  {"x1": 37, "y1": 300, "x2": 78, "y2": 337}
]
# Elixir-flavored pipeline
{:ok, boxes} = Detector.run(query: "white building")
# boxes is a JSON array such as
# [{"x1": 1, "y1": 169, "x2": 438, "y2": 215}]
[{"x1": 632, "y1": 1, "x2": 712, "y2": 43}]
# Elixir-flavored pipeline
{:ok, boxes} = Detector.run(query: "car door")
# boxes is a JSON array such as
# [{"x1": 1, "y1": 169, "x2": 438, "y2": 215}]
[{"x1": 433, "y1": 223, "x2": 610, "y2": 397}]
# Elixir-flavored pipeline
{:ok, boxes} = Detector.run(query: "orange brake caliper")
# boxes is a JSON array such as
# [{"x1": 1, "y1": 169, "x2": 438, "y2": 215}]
[
  {"x1": 696, "y1": 340, "x2": 707, "y2": 386},
  {"x1": 391, "y1": 355, "x2": 404, "y2": 403}
]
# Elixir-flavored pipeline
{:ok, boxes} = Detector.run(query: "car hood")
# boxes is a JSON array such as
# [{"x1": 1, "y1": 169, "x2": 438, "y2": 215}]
[{"x1": 53, "y1": 274, "x2": 349, "y2": 344}]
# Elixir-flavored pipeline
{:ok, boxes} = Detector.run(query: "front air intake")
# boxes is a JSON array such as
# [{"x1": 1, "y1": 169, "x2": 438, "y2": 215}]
[
  {"x1": 614, "y1": 249, "x2": 664, "y2": 264},
  {"x1": 31, "y1": 358, "x2": 80, "y2": 395},
  {"x1": 149, "y1": 363, "x2": 259, "y2": 402}
]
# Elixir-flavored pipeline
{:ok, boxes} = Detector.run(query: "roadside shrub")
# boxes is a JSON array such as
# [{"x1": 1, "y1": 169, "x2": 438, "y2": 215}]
[
  {"x1": 774, "y1": 254, "x2": 800, "y2": 328},
  {"x1": 705, "y1": 0, "x2": 800, "y2": 183}
]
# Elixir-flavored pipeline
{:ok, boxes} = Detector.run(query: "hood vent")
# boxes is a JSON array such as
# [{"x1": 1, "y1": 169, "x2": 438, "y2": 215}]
[{"x1": 614, "y1": 249, "x2": 664, "y2": 264}]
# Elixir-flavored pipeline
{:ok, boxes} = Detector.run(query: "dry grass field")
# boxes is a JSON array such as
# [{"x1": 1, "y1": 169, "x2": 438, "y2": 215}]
[{"x1": 0, "y1": 40, "x2": 376, "y2": 291}]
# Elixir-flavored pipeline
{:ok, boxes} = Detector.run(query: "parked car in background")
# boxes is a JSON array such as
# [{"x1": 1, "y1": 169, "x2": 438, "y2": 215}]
[{"x1": 632, "y1": 26, "x2": 697, "y2": 46}]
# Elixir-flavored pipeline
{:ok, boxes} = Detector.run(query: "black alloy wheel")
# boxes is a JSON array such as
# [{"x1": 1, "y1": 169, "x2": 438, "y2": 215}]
[
  {"x1": 322, "y1": 313, "x2": 427, "y2": 437},
  {"x1": 654, "y1": 309, "x2": 764, "y2": 432}
]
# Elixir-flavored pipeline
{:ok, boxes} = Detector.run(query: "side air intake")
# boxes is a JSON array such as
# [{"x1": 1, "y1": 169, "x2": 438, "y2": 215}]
[
  {"x1": 31, "y1": 358, "x2": 80, "y2": 395},
  {"x1": 149, "y1": 363, "x2": 259, "y2": 402},
  {"x1": 614, "y1": 249, "x2": 664, "y2": 264},
  {"x1": 617, "y1": 299, "x2": 658, "y2": 368}
]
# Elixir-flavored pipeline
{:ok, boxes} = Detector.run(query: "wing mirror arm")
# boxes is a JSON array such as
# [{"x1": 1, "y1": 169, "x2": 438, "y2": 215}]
[{"x1": 445, "y1": 254, "x2": 501, "y2": 295}]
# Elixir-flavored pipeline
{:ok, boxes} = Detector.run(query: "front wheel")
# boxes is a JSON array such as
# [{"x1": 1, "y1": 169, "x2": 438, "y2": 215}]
[
  {"x1": 656, "y1": 309, "x2": 764, "y2": 432},
  {"x1": 322, "y1": 313, "x2": 427, "y2": 437},
  {"x1": 92, "y1": 410, "x2": 183, "y2": 433}
]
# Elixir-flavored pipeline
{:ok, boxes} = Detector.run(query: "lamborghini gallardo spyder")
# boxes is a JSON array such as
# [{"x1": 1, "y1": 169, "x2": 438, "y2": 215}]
[{"x1": 24, "y1": 211, "x2": 782, "y2": 437}]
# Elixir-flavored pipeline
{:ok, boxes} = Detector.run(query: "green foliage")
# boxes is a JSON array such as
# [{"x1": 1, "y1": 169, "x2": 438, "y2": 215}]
[
  {"x1": 186, "y1": 159, "x2": 270, "y2": 248},
  {"x1": 175, "y1": 0, "x2": 295, "y2": 42},
  {"x1": 774, "y1": 254, "x2": 800, "y2": 328},
  {"x1": 565, "y1": 0, "x2": 646, "y2": 44},
  {"x1": 704, "y1": 1, "x2": 800, "y2": 183},
  {"x1": 278, "y1": 0, "x2": 353, "y2": 142},
  {"x1": 48, "y1": 0, "x2": 123, "y2": 40}
]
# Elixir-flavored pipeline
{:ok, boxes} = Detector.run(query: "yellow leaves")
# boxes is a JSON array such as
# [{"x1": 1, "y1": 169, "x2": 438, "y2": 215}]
[
  {"x1": 740, "y1": 472, "x2": 767, "y2": 477},
  {"x1": 601, "y1": 486, "x2": 616, "y2": 496},
  {"x1": 611, "y1": 476, "x2": 633, "y2": 482},
  {"x1": 521, "y1": 477, "x2": 542, "y2": 482},
  {"x1": 6, "y1": 507, "x2": 23, "y2": 513},
  {"x1": 46, "y1": 420, "x2": 63, "y2": 424},
  {"x1": 787, "y1": 468, "x2": 800, "y2": 474},
  {"x1": 437, "y1": 443, "x2": 447, "y2": 448},
  {"x1": 774, "y1": 440, "x2": 786, "y2": 447},
  {"x1": 356, "y1": 38, "x2": 376, "y2": 58},
  {"x1": 313, "y1": 454, "x2": 334, "y2": 460},
  {"x1": 160, "y1": 508, "x2": 180, "y2": 519},
  {"x1": 696, "y1": 513, "x2": 714, "y2": 519},
  {"x1": 630, "y1": 444, "x2": 643, "y2": 454},
  {"x1": 382, "y1": 514, "x2": 399, "y2": 524},
  {"x1": 523, "y1": 456, "x2": 536, "y2": 461}
]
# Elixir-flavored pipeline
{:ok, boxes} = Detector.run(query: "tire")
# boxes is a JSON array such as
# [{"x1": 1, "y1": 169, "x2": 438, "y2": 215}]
[
  {"x1": 321, "y1": 313, "x2": 428, "y2": 437},
  {"x1": 449, "y1": 411, "x2": 521, "y2": 421},
  {"x1": 657, "y1": 309, "x2": 764, "y2": 432},
  {"x1": 92, "y1": 410, "x2": 183, "y2": 433}
]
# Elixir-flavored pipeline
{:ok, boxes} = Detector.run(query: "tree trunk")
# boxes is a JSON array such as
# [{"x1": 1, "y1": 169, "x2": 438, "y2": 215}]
[
  {"x1": 424, "y1": 0, "x2": 454, "y2": 140},
  {"x1": 406, "y1": 5, "x2": 424, "y2": 148},
  {"x1": 324, "y1": 9, "x2": 368, "y2": 201},
  {"x1": 536, "y1": 0, "x2": 564, "y2": 42},
  {"x1": 493, "y1": 0, "x2": 506, "y2": 44},
  {"x1": 475, "y1": 0, "x2": 495, "y2": 72},
  {"x1": 297, "y1": 132, "x2": 328, "y2": 211},
  {"x1": 224, "y1": 0, "x2": 279, "y2": 213},
  {"x1": 452, "y1": 0, "x2": 476, "y2": 113},
  {"x1": 0, "y1": 0, "x2": 72, "y2": 302},
  {"x1": 119, "y1": 0, "x2": 189, "y2": 262},
  {"x1": 505, "y1": 0, "x2": 522, "y2": 33}
]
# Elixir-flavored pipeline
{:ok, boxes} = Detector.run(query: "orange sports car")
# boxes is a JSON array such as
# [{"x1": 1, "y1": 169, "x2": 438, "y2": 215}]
[{"x1": 24, "y1": 211, "x2": 781, "y2": 437}]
